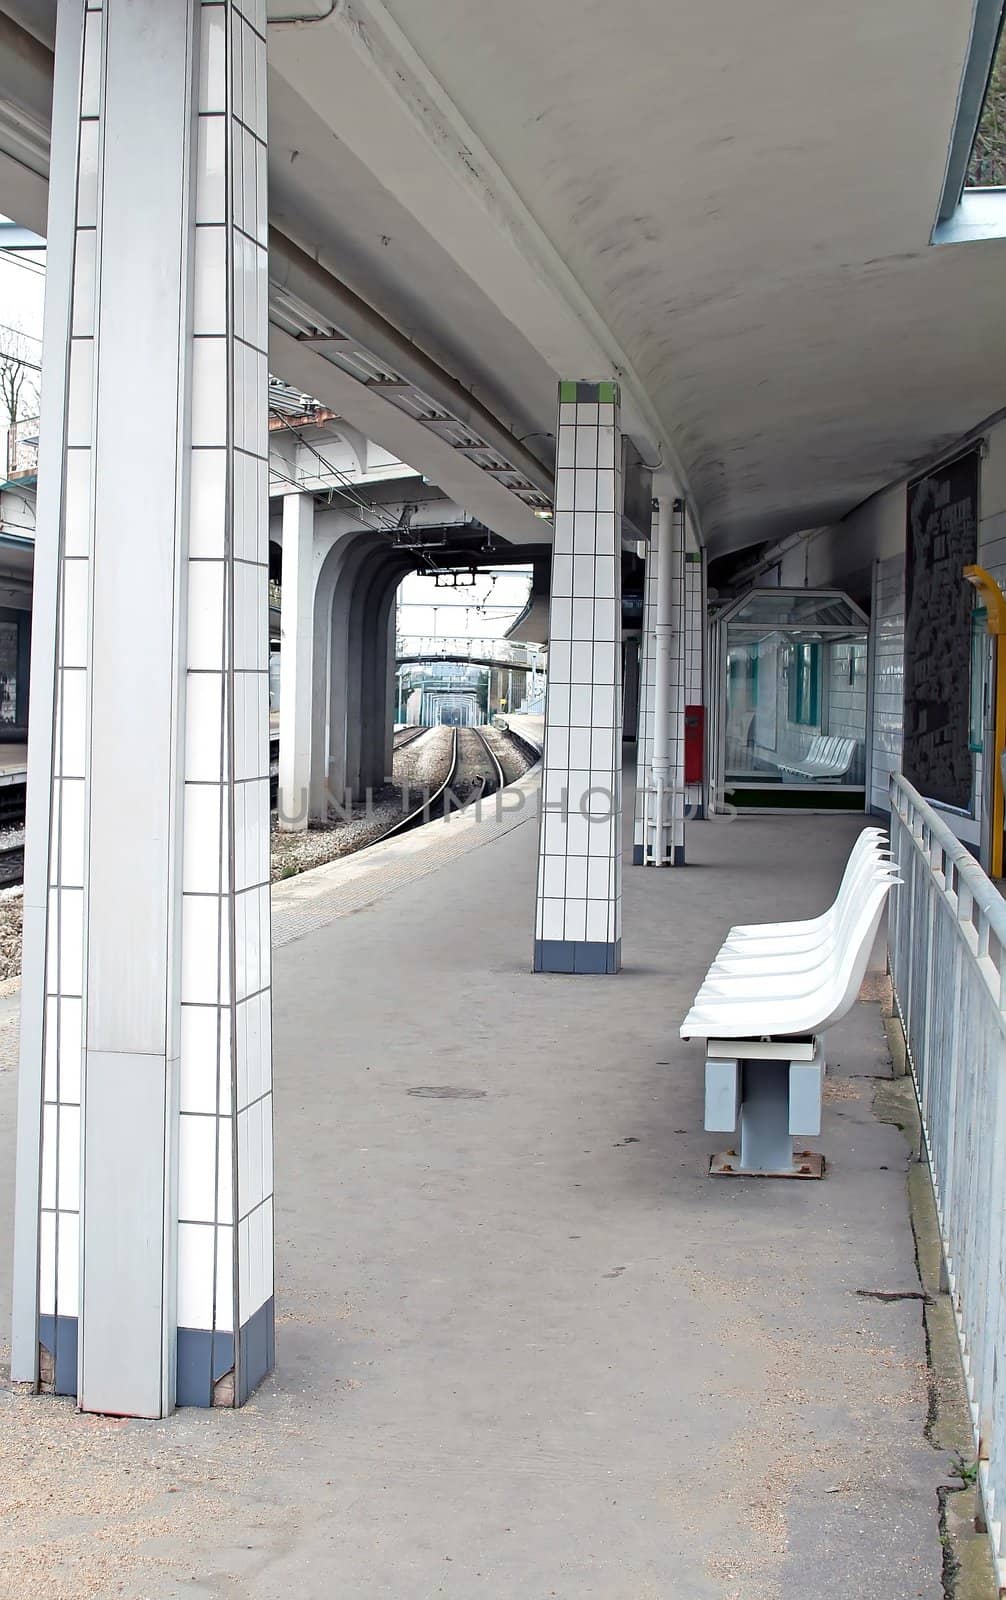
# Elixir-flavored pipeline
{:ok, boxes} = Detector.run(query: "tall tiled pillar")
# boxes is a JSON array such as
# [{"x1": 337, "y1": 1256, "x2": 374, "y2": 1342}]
[
  {"x1": 277, "y1": 492, "x2": 315, "y2": 831},
  {"x1": 634, "y1": 497, "x2": 686, "y2": 864},
  {"x1": 534, "y1": 381, "x2": 622, "y2": 975},
  {"x1": 632, "y1": 512, "x2": 658, "y2": 863},
  {"x1": 665, "y1": 501, "x2": 688, "y2": 862},
  {"x1": 12, "y1": 0, "x2": 273, "y2": 1417}
]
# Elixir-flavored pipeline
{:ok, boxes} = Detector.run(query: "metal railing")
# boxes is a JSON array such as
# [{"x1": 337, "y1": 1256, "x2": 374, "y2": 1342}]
[
  {"x1": 395, "y1": 635, "x2": 536, "y2": 666},
  {"x1": 888, "y1": 771, "x2": 1006, "y2": 1581}
]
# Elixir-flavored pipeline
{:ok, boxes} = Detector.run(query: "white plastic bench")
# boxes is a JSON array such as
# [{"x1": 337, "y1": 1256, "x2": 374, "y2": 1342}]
[
  {"x1": 777, "y1": 735, "x2": 857, "y2": 782},
  {"x1": 679, "y1": 831, "x2": 898, "y2": 1176}
]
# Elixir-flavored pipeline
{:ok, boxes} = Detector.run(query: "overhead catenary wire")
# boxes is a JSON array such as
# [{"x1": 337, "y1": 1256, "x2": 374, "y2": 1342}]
[
  {"x1": 269, "y1": 411, "x2": 455, "y2": 574},
  {"x1": 269, "y1": 411, "x2": 402, "y2": 535},
  {"x1": 0, "y1": 321, "x2": 41, "y2": 345},
  {"x1": 266, "y1": 458, "x2": 405, "y2": 545},
  {"x1": 267, "y1": 455, "x2": 444, "y2": 578},
  {"x1": 266, "y1": 457, "x2": 389, "y2": 537},
  {"x1": 0, "y1": 349, "x2": 42, "y2": 374},
  {"x1": 0, "y1": 248, "x2": 45, "y2": 277}
]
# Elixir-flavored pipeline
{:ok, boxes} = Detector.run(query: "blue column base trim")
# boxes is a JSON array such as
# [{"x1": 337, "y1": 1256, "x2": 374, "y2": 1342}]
[
  {"x1": 35, "y1": 1303, "x2": 274, "y2": 1410},
  {"x1": 237, "y1": 1295, "x2": 276, "y2": 1405},
  {"x1": 39, "y1": 1313, "x2": 78, "y2": 1397},
  {"x1": 176, "y1": 1296, "x2": 275, "y2": 1408},
  {"x1": 176, "y1": 1326, "x2": 236, "y2": 1408},
  {"x1": 674, "y1": 844, "x2": 686, "y2": 866},
  {"x1": 534, "y1": 937, "x2": 621, "y2": 974},
  {"x1": 632, "y1": 844, "x2": 645, "y2": 865}
]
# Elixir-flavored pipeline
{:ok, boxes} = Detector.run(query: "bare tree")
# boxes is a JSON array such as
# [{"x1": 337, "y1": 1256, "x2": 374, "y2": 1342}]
[
  {"x1": 968, "y1": 29, "x2": 1006, "y2": 188},
  {"x1": 0, "y1": 334, "x2": 40, "y2": 476}
]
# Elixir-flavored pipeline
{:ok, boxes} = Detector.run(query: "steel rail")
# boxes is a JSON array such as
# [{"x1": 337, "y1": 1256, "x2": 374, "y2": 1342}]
[
  {"x1": 470, "y1": 724, "x2": 506, "y2": 795},
  {"x1": 377, "y1": 727, "x2": 460, "y2": 843}
]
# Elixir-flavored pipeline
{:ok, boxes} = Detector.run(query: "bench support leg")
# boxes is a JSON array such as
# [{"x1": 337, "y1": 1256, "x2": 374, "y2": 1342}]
[
  {"x1": 706, "y1": 1051, "x2": 825, "y2": 1178},
  {"x1": 739, "y1": 1063, "x2": 794, "y2": 1171}
]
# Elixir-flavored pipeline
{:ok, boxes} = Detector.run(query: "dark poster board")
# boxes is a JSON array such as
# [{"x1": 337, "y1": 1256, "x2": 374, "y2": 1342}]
[{"x1": 903, "y1": 451, "x2": 979, "y2": 810}]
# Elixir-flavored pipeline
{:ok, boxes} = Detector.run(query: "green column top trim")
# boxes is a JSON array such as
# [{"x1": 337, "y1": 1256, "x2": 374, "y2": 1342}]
[{"x1": 558, "y1": 380, "x2": 621, "y2": 405}]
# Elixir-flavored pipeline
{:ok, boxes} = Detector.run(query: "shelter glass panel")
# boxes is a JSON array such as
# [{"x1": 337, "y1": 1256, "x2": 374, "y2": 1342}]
[{"x1": 720, "y1": 589, "x2": 868, "y2": 806}]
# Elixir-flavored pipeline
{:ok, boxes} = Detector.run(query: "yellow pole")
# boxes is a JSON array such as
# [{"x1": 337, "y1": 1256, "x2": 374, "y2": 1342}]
[{"x1": 963, "y1": 566, "x2": 1006, "y2": 878}]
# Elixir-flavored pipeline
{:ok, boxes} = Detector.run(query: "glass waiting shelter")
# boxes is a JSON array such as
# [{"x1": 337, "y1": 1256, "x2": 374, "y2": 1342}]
[{"x1": 708, "y1": 588, "x2": 870, "y2": 811}]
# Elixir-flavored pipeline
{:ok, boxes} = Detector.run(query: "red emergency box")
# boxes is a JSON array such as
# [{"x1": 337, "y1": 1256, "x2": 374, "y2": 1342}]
[{"x1": 684, "y1": 704, "x2": 705, "y2": 784}]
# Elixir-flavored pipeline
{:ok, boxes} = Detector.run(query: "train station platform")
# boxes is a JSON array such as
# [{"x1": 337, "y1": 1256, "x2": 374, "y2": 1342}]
[
  {"x1": 0, "y1": 741, "x2": 27, "y2": 786},
  {"x1": 0, "y1": 759, "x2": 954, "y2": 1598}
]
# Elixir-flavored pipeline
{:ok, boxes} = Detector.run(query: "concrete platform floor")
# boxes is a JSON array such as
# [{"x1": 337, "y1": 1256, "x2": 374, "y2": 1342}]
[{"x1": 0, "y1": 774, "x2": 954, "y2": 1598}]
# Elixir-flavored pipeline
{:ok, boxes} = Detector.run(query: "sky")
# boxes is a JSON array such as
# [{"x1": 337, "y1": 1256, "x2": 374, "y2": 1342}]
[
  {"x1": 0, "y1": 226, "x2": 46, "y2": 335},
  {"x1": 0, "y1": 226, "x2": 46, "y2": 423},
  {"x1": 396, "y1": 567, "x2": 533, "y2": 647}
]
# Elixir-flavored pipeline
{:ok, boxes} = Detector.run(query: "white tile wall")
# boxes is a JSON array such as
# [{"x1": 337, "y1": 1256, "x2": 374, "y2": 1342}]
[
  {"x1": 826, "y1": 640, "x2": 868, "y2": 784},
  {"x1": 870, "y1": 555, "x2": 905, "y2": 814}
]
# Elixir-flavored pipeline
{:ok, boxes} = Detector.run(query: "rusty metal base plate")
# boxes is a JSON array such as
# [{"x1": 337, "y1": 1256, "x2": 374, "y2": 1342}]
[{"x1": 709, "y1": 1149, "x2": 826, "y2": 1179}]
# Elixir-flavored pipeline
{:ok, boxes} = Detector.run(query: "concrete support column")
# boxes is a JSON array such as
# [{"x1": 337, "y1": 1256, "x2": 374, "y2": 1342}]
[
  {"x1": 277, "y1": 493, "x2": 315, "y2": 831},
  {"x1": 308, "y1": 529, "x2": 362, "y2": 822},
  {"x1": 12, "y1": 0, "x2": 274, "y2": 1417},
  {"x1": 340, "y1": 549, "x2": 406, "y2": 797},
  {"x1": 360, "y1": 571, "x2": 403, "y2": 788},
  {"x1": 344, "y1": 553, "x2": 380, "y2": 797},
  {"x1": 534, "y1": 381, "x2": 622, "y2": 975}
]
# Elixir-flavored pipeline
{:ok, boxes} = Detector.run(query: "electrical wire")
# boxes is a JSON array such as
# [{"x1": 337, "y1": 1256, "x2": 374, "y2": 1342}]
[
  {"x1": 269, "y1": 411, "x2": 402, "y2": 535},
  {"x1": 0, "y1": 321, "x2": 41, "y2": 344},
  {"x1": 0, "y1": 249, "x2": 45, "y2": 277},
  {"x1": 269, "y1": 414, "x2": 538, "y2": 583},
  {"x1": 267, "y1": 453, "x2": 444, "y2": 576},
  {"x1": 0, "y1": 349, "x2": 41, "y2": 373},
  {"x1": 269, "y1": 411, "x2": 460, "y2": 575},
  {"x1": 266, "y1": 458, "x2": 396, "y2": 541}
]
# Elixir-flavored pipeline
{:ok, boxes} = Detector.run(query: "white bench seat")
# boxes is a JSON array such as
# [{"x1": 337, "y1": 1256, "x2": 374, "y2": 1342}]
[
  {"x1": 679, "y1": 832, "x2": 899, "y2": 1174},
  {"x1": 777, "y1": 735, "x2": 857, "y2": 782}
]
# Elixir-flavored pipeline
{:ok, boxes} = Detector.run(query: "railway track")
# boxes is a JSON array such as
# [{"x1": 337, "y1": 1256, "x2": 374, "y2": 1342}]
[
  {"x1": 393, "y1": 725, "x2": 428, "y2": 751},
  {"x1": 456, "y1": 725, "x2": 505, "y2": 802},
  {"x1": 375, "y1": 724, "x2": 508, "y2": 844},
  {"x1": 379, "y1": 727, "x2": 460, "y2": 842},
  {"x1": 0, "y1": 841, "x2": 24, "y2": 889}
]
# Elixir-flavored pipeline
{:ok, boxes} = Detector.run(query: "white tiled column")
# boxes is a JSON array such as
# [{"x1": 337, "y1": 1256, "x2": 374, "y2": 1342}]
[
  {"x1": 667, "y1": 504, "x2": 687, "y2": 861},
  {"x1": 683, "y1": 545, "x2": 706, "y2": 819},
  {"x1": 277, "y1": 491, "x2": 315, "y2": 831},
  {"x1": 534, "y1": 381, "x2": 622, "y2": 975},
  {"x1": 642, "y1": 496, "x2": 686, "y2": 866},
  {"x1": 12, "y1": 0, "x2": 273, "y2": 1418},
  {"x1": 633, "y1": 511, "x2": 658, "y2": 863}
]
